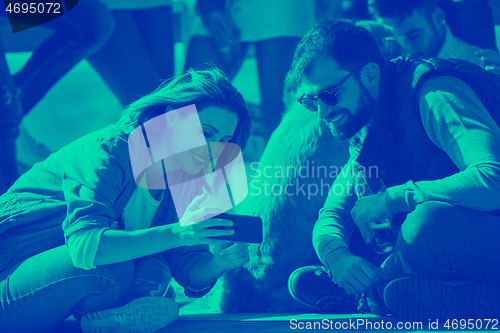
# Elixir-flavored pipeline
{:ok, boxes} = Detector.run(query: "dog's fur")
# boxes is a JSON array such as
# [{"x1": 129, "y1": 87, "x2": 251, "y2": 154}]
[{"x1": 219, "y1": 105, "x2": 350, "y2": 312}]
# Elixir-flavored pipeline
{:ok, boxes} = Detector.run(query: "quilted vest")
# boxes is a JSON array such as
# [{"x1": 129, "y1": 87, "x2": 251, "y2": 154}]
[{"x1": 355, "y1": 56, "x2": 500, "y2": 215}]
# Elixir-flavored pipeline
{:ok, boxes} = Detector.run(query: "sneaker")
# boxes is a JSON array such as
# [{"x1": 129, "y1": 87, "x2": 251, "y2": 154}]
[
  {"x1": 288, "y1": 265, "x2": 358, "y2": 312},
  {"x1": 358, "y1": 287, "x2": 390, "y2": 316},
  {"x1": 80, "y1": 296, "x2": 179, "y2": 333},
  {"x1": 383, "y1": 276, "x2": 500, "y2": 321}
]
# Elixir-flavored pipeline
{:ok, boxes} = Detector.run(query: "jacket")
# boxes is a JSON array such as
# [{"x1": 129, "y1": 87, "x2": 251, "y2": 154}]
[
  {"x1": 313, "y1": 57, "x2": 500, "y2": 265},
  {"x1": 0, "y1": 125, "x2": 214, "y2": 297}
]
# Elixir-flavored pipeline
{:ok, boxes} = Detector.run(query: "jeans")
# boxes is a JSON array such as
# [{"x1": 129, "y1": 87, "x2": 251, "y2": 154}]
[
  {"x1": 88, "y1": 6, "x2": 174, "y2": 107},
  {"x1": 382, "y1": 201, "x2": 500, "y2": 284},
  {"x1": 0, "y1": 41, "x2": 22, "y2": 195},
  {"x1": 0, "y1": 0, "x2": 113, "y2": 195},
  {"x1": 12, "y1": 0, "x2": 114, "y2": 113},
  {"x1": 0, "y1": 245, "x2": 134, "y2": 333}
]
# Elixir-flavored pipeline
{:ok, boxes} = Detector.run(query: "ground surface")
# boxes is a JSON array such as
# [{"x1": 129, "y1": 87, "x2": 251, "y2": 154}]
[{"x1": 50, "y1": 310, "x2": 459, "y2": 333}]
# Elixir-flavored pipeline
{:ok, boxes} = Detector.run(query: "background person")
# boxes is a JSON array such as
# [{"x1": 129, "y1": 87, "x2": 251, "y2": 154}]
[
  {"x1": 0, "y1": 0, "x2": 114, "y2": 189},
  {"x1": 0, "y1": 40, "x2": 23, "y2": 195},
  {"x1": 368, "y1": 0, "x2": 500, "y2": 74},
  {"x1": 89, "y1": 0, "x2": 176, "y2": 108},
  {"x1": 184, "y1": 0, "x2": 316, "y2": 150}
]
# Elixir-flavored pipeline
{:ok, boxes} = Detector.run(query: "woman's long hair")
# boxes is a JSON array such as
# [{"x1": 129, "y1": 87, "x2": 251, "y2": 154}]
[
  {"x1": 118, "y1": 68, "x2": 252, "y2": 219},
  {"x1": 117, "y1": 67, "x2": 252, "y2": 151}
]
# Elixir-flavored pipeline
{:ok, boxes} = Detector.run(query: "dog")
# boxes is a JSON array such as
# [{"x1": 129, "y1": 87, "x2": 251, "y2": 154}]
[{"x1": 218, "y1": 105, "x2": 350, "y2": 312}]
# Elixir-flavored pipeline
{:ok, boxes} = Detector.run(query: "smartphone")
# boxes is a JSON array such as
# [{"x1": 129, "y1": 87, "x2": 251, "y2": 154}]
[{"x1": 207, "y1": 213, "x2": 263, "y2": 243}]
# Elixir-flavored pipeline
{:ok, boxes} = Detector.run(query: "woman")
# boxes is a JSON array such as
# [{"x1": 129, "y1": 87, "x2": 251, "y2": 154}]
[{"x1": 0, "y1": 68, "x2": 252, "y2": 333}]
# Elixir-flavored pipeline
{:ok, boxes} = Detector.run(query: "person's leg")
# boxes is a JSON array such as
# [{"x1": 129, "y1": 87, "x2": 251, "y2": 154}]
[
  {"x1": 134, "y1": 6, "x2": 175, "y2": 81},
  {"x1": 12, "y1": 0, "x2": 114, "y2": 113},
  {"x1": 184, "y1": 35, "x2": 245, "y2": 80},
  {"x1": 0, "y1": 42, "x2": 22, "y2": 194},
  {"x1": 87, "y1": 9, "x2": 162, "y2": 107},
  {"x1": 80, "y1": 254, "x2": 179, "y2": 333},
  {"x1": 0, "y1": 245, "x2": 134, "y2": 333},
  {"x1": 381, "y1": 201, "x2": 500, "y2": 320},
  {"x1": 254, "y1": 37, "x2": 301, "y2": 140},
  {"x1": 288, "y1": 229, "x2": 389, "y2": 313},
  {"x1": 288, "y1": 265, "x2": 359, "y2": 313},
  {"x1": 383, "y1": 201, "x2": 500, "y2": 282}
]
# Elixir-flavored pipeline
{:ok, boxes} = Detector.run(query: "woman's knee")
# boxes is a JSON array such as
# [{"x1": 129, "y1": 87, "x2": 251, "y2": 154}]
[
  {"x1": 73, "y1": 260, "x2": 134, "y2": 314},
  {"x1": 91, "y1": 260, "x2": 134, "y2": 293}
]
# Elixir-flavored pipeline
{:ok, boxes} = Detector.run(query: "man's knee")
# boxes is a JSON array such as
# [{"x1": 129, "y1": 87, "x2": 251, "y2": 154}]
[
  {"x1": 400, "y1": 201, "x2": 457, "y2": 246},
  {"x1": 393, "y1": 201, "x2": 460, "y2": 276}
]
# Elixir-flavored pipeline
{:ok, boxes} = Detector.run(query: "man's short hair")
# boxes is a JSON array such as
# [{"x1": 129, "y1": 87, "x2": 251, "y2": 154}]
[
  {"x1": 368, "y1": 0, "x2": 438, "y2": 21},
  {"x1": 286, "y1": 19, "x2": 385, "y2": 91}
]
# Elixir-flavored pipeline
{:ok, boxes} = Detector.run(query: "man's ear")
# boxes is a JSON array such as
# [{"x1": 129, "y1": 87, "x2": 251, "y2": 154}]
[
  {"x1": 360, "y1": 62, "x2": 380, "y2": 89},
  {"x1": 165, "y1": 109, "x2": 180, "y2": 128},
  {"x1": 431, "y1": 6, "x2": 446, "y2": 28}
]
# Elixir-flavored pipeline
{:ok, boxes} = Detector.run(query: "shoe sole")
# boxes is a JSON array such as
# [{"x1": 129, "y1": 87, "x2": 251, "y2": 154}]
[
  {"x1": 80, "y1": 296, "x2": 179, "y2": 333},
  {"x1": 288, "y1": 266, "x2": 358, "y2": 313},
  {"x1": 383, "y1": 276, "x2": 500, "y2": 321},
  {"x1": 314, "y1": 296, "x2": 359, "y2": 313}
]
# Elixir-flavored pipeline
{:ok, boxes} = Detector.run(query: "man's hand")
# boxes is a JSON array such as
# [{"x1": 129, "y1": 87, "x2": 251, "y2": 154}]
[
  {"x1": 476, "y1": 49, "x2": 500, "y2": 75},
  {"x1": 351, "y1": 191, "x2": 391, "y2": 243},
  {"x1": 205, "y1": 11, "x2": 240, "y2": 49},
  {"x1": 328, "y1": 249, "x2": 387, "y2": 295},
  {"x1": 212, "y1": 241, "x2": 250, "y2": 271}
]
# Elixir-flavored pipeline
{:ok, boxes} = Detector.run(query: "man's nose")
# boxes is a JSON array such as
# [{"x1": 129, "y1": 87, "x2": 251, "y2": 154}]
[
  {"x1": 400, "y1": 40, "x2": 415, "y2": 56},
  {"x1": 317, "y1": 99, "x2": 333, "y2": 119}
]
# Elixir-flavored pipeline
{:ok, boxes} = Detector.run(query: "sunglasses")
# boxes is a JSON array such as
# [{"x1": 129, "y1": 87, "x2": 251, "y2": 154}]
[{"x1": 297, "y1": 65, "x2": 363, "y2": 112}]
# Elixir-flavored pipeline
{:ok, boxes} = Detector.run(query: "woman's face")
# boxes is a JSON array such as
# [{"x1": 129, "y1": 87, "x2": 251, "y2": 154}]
[{"x1": 172, "y1": 106, "x2": 239, "y2": 175}]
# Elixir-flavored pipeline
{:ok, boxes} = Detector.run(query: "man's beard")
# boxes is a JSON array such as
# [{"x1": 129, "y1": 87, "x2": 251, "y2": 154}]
[{"x1": 326, "y1": 84, "x2": 375, "y2": 140}]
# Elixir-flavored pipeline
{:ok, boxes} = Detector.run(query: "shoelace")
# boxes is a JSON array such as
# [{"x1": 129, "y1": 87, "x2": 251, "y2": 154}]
[
  {"x1": 315, "y1": 267, "x2": 358, "y2": 309},
  {"x1": 357, "y1": 293, "x2": 371, "y2": 313},
  {"x1": 114, "y1": 313, "x2": 124, "y2": 326}
]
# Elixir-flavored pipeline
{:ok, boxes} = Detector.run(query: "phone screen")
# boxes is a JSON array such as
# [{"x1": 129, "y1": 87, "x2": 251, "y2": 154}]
[{"x1": 207, "y1": 213, "x2": 263, "y2": 243}]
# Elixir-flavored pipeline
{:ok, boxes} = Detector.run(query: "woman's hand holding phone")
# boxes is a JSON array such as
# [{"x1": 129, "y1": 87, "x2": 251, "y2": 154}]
[
  {"x1": 173, "y1": 191, "x2": 234, "y2": 246},
  {"x1": 212, "y1": 242, "x2": 250, "y2": 270},
  {"x1": 173, "y1": 218, "x2": 235, "y2": 246}
]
